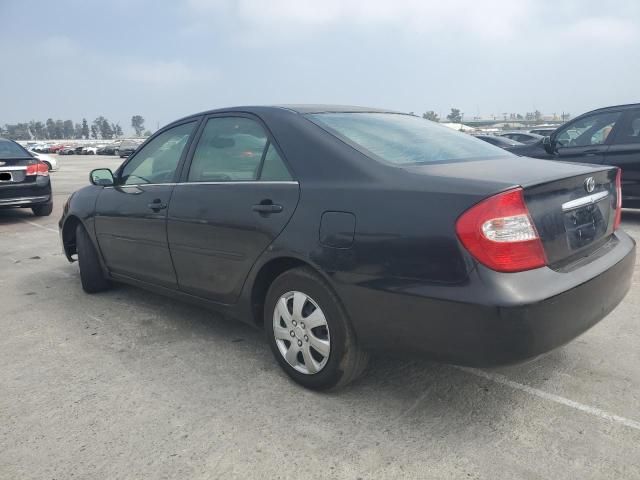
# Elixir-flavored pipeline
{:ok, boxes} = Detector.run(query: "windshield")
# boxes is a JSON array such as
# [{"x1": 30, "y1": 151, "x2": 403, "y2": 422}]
[
  {"x1": 308, "y1": 112, "x2": 511, "y2": 165},
  {"x1": 0, "y1": 139, "x2": 31, "y2": 158}
]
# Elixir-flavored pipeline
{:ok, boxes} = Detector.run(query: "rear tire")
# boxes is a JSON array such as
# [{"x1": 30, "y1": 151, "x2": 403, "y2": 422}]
[
  {"x1": 32, "y1": 203, "x2": 53, "y2": 216},
  {"x1": 76, "y1": 224, "x2": 111, "y2": 293},
  {"x1": 265, "y1": 267, "x2": 369, "y2": 390}
]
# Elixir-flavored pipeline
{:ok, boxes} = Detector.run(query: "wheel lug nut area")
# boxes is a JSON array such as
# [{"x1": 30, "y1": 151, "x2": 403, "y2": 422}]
[
  {"x1": 297, "y1": 339, "x2": 303, "y2": 347},
  {"x1": 300, "y1": 322, "x2": 305, "y2": 329},
  {"x1": 304, "y1": 335, "x2": 308, "y2": 341},
  {"x1": 290, "y1": 331, "x2": 295, "y2": 337},
  {"x1": 292, "y1": 320, "x2": 297, "y2": 326}
]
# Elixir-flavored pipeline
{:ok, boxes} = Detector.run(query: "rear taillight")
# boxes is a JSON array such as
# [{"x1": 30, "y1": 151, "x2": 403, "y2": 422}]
[
  {"x1": 456, "y1": 187, "x2": 547, "y2": 273},
  {"x1": 614, "y1": 168, "x2": 622, "y2": 230},
  {"x1": 26, "y1": 162, "x2": 49, "y2": 177}
]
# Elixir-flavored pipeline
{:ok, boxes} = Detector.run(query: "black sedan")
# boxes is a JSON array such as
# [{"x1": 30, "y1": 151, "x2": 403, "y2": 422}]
[
  {"x1": 59, "y1": 105, "x2": 635, "y2": 389},
  {"x1": 0, "y1": 138, "x2": 53, "y2": 216},
  {"x1": 498, "y1": 131, "x2": 544, "y2": 144}
]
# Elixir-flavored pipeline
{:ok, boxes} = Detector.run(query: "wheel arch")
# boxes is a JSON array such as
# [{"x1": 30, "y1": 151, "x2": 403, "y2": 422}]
[
  {"x1": 249, "y1": 256, "x2": 332, "y2": 327},
  {"x1": 61, "y1": 214, "x2": 83, "y2": 260}
]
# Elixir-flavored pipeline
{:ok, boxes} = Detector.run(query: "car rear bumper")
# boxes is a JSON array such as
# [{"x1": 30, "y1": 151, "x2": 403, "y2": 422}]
[
  {"x1": 339, "y1": 231, "x2": 636, "y2": 365},
  {"x1": 0, "y1": 195, "x2": 51, "y2": 207}
]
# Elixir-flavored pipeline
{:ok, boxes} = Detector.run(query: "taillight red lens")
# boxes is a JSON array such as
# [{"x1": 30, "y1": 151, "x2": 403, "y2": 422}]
[
  {"x1": 456, "y1": 187, "x2": 547, "y2": 273},
  {"x1": 614, "y1": 168, "x2": 622, "y2": 230},
  {"x1": 26, "y1": 162, "x2": 49, "y2": 177}
]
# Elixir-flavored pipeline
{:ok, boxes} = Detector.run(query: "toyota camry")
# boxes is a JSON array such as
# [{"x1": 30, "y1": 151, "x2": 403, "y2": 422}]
[{"x1": 59, "y1": 105, "x2": 635, "y2": 389}]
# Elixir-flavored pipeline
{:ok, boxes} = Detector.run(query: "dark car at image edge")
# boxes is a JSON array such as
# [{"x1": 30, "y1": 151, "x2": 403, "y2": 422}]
[
  {"x1": 0, "y1": 138, "x2": 53, "y2": 216},
  {"x1": 509, "y1": 103, "x2": 640, "y2": 208},
  {"x1": 59, "y1": 105, "x2": 635, "y2": 389}
]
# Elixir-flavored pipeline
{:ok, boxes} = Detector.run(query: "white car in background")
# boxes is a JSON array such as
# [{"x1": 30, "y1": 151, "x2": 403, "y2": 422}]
[
  {"x1": 30, "y1": 150, "x2": 58, "y2": 171},
  {"x1": 82, "y1": 146, "x2": 100, "y2": 155}
]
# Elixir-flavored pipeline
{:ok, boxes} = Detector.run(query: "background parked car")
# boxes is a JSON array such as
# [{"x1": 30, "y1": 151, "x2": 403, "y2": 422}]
[
  {"x1": 509, "y1": 103, "x2": 640, "y2": 208},
  {"x1": 474, "y1": 134, "x2": 523, "y2": 150},
  {"x1": 0, "y1": 138, "x2": 53, "y2": 216},
  {"x1": 58, "y1": 146, "x2": 76, "y2": 155},
  {"x1": 29, "y1": 150, "x2": 58, "y2": 171},
  {"x1": 528, "y1": 127, "x2": 557, "y2": 136},
  {"x1": 82, "y1": 146, "x2": 100, "y2": 155},
  {"x1": 118, "y1": 140, "x2": 141, "y2": 158},
  {"x1": 498, "y1": 131, "x2": 544, "y2": 144}
]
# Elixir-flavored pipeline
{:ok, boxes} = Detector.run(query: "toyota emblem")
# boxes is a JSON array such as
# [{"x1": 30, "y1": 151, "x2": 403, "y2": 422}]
[{"x1": 584, "y1": 177, "x2": 595, "y2": 193}]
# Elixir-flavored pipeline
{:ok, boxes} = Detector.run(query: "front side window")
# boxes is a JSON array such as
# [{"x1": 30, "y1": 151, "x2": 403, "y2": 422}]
[
  {"x1": 613, "y1": 110, "x2": 640, "y2": 145},
  {"x1": 187, "y1": 116, "x2": 294, "y2": 182},
  {"x1": 120, "y1": 122, "x2": 196, "y2": 185},
  {"x1": 308, "y1": 113, "x2": 510, "y2": 165},
  {"x1": 555, "y1": 112, "x2": 620, "y2": 148}
]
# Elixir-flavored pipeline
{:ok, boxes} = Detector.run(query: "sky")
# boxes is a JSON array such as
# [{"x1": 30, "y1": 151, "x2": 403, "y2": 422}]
[{"x1": 1, "y1": 0, "x2": 639, "y2": 133}]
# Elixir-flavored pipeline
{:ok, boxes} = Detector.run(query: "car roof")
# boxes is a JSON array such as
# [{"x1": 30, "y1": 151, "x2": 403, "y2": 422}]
[
  {"x1": 169, "y1": 104, "x2": 404, "y2": 126},
  {"x1": 583, "y1": 102, "x2": 640, "y2": 114}
]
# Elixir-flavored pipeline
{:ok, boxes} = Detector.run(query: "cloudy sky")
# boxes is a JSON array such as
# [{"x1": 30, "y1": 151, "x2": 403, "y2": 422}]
[{"x1": 1, "y1": 0, "x2": 639, "y2": 132}]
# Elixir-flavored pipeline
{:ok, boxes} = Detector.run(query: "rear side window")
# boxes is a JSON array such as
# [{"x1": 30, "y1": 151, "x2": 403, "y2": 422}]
[
  {"x1": 189, "y1": 117, "x2": 267, "y2": 182},
  {"x1": 0, "y1": 140, "x2": 30, "y2": 158},
  {"x1": 188, "y1": 117, "x2": 293, "y2": 182},
  {"x1": 260, "y1": 144, "x2": 292, "y2": 181},
  {"x1": 308, "y1": 112, "x2": 510, "y2": 165}
]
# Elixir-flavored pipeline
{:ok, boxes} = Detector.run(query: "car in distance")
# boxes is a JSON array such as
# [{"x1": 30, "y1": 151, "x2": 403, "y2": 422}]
[
  {"x1": 59, "y1": 105, "x2": 635, "y2": 390},
  {"x1": 528, "y1": 127, "x2": 557, "y2": 136},
  {"x1": 0, "y1": 138, "x2": 53, "y2": 216},
  {"x1": 58, "y1": 146, "x2": 76, "y2": 155},
  {"x1": 30, "y1": 150, "x2": 58, "y2": 171},
  {"x1": 509, "y1": 103, "x2": 640, "y2": 208},
  {"x1": 118, "y1": 139, "x2": 141, "y2": 158},
  {"x1": 474, "y1": 134, "x2": 524, "y2": 150},
  {"x1": 498, "y1": 131, "x2": 544, "y2": 144}
]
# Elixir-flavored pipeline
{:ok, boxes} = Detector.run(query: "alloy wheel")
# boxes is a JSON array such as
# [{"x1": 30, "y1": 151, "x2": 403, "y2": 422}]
[{"x1": 273, "y1": 290, "x2": 331, "y2": 374}]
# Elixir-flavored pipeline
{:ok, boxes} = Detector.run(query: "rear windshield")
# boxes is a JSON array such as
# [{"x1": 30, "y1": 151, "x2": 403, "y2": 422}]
[
  {"x1": 0, "y1": 139, "x2": 30, "y2": 158},
  {"x1": 308, "y1": 112, "x2": 510, "y2": 165}
]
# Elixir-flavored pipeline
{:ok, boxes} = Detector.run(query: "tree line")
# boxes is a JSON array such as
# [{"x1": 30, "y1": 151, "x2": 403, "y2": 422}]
[
  {"x1": 1, "y1": 115, "x2": 150, "y2": 141},
  {"x1": 421, "y1": 108, "x2": 570, "y2": 124}
]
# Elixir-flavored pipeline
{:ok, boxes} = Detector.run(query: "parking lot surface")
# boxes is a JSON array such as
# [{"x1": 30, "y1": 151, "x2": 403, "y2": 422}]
[{"x1": 1, "y1": 156, "x2": 639, "y2": 479}]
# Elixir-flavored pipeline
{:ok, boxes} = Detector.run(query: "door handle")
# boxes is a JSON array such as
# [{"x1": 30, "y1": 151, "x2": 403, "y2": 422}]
[
  {"x1": 147, "y1": 199, "x2": 167, "y2": 211},
  {"x1": 252, "y1": 203, "x2": 283, "y2": 214}
]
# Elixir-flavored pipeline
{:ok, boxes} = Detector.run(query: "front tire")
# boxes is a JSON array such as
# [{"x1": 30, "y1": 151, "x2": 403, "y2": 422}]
[
  {"x1": 32, "y1": 203, "x2": 53, "y2": 216},
  {"x1": 265, "y1": 267, "x2": 368, "y2": 390},
  {"x1": 76, "y1": 225, "x2": 111, "y2": 293}
]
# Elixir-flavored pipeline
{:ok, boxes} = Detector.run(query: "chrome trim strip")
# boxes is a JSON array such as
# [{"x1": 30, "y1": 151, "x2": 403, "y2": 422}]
[
  {"x1": 0, "y1": 166, "x2": 27, "y2": 171},
  {"x1": 105, "y1": 181, "x2": 299, "y2": 189},
  {"x1": 0, "y1": 195, "x2": 50, "y2": 206},
  {"x1": 561, "y1": 191, "x2": 609, "y2": 212}
]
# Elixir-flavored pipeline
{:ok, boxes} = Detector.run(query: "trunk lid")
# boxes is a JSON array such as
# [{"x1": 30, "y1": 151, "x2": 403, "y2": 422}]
[
  {"x1": 403, "y1": 156, "x2": 618, "y2": 269},
  {"x1": 524, "y1": 168, "x2": 618, "y2": 268},
  {"x1": 0, "y1": 157, "x2": 38, "y2": 186}
]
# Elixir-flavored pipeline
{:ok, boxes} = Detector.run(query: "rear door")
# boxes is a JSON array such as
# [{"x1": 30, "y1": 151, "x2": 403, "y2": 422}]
[
  {"x1": 552, "y1": 110, "x2": 622, "y2": 163},
  {"x1": 167, "y1": 114, "x2": 299, "y2": 304},
  {"x1": 94, "y1": 120, "x2": 199, "y2": 287},
  {"x1": 603, "y1": 108, "x2": 640, "y2": 206}
]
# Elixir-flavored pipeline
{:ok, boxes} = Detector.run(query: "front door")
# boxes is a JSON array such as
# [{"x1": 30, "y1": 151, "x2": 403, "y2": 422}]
[
  {"x1": 604, "y1": 108, "x2": 640, "y2": 206},
  {"x1": 167, "y1": 115, "x2": 299, "y2": 304},
  {"x1": 95, "y1": 120, "x2": 199, "y2": 287},
  {"x1": 552, "y1": 110, "x2": 622, "y2": 164}
]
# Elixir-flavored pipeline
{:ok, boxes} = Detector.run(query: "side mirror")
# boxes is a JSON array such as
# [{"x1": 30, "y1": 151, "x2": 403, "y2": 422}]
[
  {"x1": 542, "y1": 136, "x2": 555, "y2": 154},
  {"x1": 90, "y1": 168, "x2": 115, "y2": 186}
]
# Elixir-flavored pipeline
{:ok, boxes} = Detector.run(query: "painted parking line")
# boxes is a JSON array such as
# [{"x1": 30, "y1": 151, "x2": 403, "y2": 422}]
[
  {"x1": 19, "y1": 219, "x2": 58, "y2": 233},
  {"x1": 456, "y1": 366, "x2": 640, "y2": 432}
]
